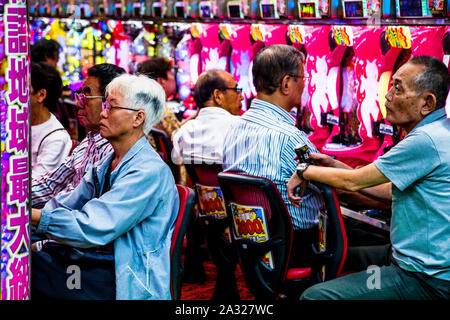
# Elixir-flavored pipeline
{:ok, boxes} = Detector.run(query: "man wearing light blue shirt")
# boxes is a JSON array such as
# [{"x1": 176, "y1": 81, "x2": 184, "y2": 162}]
[
  {"x1": 288, "y1": 56, "x2": 450, "y2": 299},
  {"x1": 31, "y1": 74, "x2": 179, "y2": 300},
  {"x1": 222, "y1": 45, "x2": 324, "y2": 267}
]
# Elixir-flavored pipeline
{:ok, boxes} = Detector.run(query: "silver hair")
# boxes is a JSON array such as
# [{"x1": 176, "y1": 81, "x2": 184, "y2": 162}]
[{"x1": 105, "y1": 73, "x2": 166, "y2": 134}]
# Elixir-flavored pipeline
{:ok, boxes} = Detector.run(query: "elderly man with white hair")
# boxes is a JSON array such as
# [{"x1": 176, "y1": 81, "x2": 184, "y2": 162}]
[{"x1": 31, "y1": 74, "x2": 180, "y2": 300}]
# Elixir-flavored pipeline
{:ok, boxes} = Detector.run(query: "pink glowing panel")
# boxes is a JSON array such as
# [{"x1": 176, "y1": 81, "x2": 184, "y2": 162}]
[
  {"x1": 221, "y1": 23, "x2": 254, "y2": 111},
  {"x1": 198, "y1": 23, "x2": 231, "y2": 72},
  {"x1": 189, "y1": 23, "x2": 203, "y2": 87},
  {"x1": 1, "y1": 2, "x2": 30, "y2": 300},
  {"x1": 111, "y1": 21, "x2": 131, "y2": 73},
  {"x1": 322, "y1": 26, "x2": 386, "y2": 168},
  {"x1": 302, "y1": 25, "x2": 333, "y2": 151}
]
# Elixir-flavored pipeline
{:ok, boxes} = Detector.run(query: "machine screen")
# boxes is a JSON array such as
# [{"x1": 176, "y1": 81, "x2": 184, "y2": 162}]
[
  {"x1": 200, "y1": 4, "x2": 211, "y2": 17},
  {"x1": 175, "y1": 5, "x2": 185, "y2": 17},
  {"x1": 344, "y1": 1, "x2": 364, "y2": 17},
  {"x1": 300, "y1": 3, "x2": 317, "y2": 17},
  {"x1": 261, "y1": 4, "x2": 276, "y2": 17},
  {"x1": 396, "y1": 0, "x2": 431, "y2": 17},
  {"x1": 153, "y1": 6, "x2": 162, "y2": 17},
  {"x1": 228, "y1": 5, "x2": 241, "y2": 17}
]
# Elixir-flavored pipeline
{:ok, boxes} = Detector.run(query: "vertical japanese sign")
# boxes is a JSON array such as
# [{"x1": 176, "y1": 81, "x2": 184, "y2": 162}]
[{"x1": 1, "y1": 0, "x2": 30, "y2": 300}]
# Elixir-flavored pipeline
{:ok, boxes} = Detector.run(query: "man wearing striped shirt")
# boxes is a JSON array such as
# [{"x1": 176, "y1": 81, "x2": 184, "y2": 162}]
[
  {"x1": 222, "y1": 45, "x2": 324, "y2": 268},
  {"x1": 32, "y1": 64, "x2": 126, "y2": 209}
]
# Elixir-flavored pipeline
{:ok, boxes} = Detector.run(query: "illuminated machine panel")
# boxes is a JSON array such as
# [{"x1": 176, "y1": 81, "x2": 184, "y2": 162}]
[
  {"x1": 298, "y1": 0, "x2": 329, "y2": 18},
  {"x1": 395, "y1": 0, "x2": 432, "y2": 17},
  {"x1": 342, "y1": 0, "x2": 381, "y2": 18},
  {"x1": 227, "y1": 0, "x2": 248, "y2": 18},
  {"x1": 259, "y1": 0, "x2": 286, "y2": 18}
]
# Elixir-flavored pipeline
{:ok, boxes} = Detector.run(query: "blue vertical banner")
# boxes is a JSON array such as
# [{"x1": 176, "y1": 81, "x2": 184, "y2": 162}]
[{"x1": 1, "y1": 0, "x2": 30, "y2": 300}]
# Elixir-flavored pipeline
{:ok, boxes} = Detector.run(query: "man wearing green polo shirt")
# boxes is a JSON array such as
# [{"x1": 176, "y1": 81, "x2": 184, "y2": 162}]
[{"x1": 287, "y1": 55, "x2": 450, "y2": 299}]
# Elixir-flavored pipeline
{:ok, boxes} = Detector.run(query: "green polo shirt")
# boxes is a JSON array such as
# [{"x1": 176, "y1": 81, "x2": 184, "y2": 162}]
[{"x1": 374, "y1": 108, "x2": 450, "y2": 281}]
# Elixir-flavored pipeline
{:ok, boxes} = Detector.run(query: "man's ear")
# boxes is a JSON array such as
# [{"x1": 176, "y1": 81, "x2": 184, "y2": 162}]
[
  {"x1": 421, "y1": 92, "x2": 437, "y2": 117},
  {"x1": 212, "y1": 88, "x2": 223, "y2": 105},
  {"x1": 36, "y1": 88, "x2": 47, "y2": 104},
  {"x1": 134, "y1": 110, "x2": 146, "y2": 128},
  {"x1": 157, "y1": 77, "x2": 166, "y2": 86},
  {"x1": 280, "y1": 75, "x2": 290, "y2": 95}
]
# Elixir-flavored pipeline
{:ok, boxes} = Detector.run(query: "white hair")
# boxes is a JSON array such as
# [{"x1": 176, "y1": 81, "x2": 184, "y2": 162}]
[{"x1": 105, "y1": 73, "x2": 166, "y2": 134}]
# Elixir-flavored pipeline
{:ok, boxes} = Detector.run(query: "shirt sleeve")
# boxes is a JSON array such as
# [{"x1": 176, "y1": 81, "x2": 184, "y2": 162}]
[
  {"x1": 31, "y1": 141, "x2": 79, "y2": 208},
  {"x1": 374, "y1": 130, "x2": 440, "y2": 192},
  {"x1": 32, "y1": 131, "x2": 72, "y2": 180},
  {"x1": 171, "y1": 128, "x2": 184, "y2": 165},
  {"x1": 36, "y1": 159, "x2": 174, "y2": 248}
]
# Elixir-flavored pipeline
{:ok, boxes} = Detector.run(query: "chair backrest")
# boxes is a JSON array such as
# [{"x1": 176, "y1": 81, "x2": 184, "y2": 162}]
[
  {"x1": 309, "y1": 182, "x2": 347, "y2": 284},
  {"x1": 217, "y1": 172, "x2": 293, "y2": 301},
  {"x1": 170, "y1": 184, "x2": 195, "y2": 300},
  {"x1": 184, "y1": 163, "x2": 238, "y2": 270},
  {"x1": 184, "y1": 163, "x2": 226, "y2": 219},
  {"x1": 150, "y1": 127, "x2": 181, "y2": 184}
]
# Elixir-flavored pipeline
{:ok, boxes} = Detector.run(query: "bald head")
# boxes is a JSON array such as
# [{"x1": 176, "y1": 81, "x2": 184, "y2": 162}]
[
  {"x1": 193, "y1": 70, "x2": 229, "y2": 108},
  {"x1": 193, "y1": 70, "x2": 243, "y2": 115}
]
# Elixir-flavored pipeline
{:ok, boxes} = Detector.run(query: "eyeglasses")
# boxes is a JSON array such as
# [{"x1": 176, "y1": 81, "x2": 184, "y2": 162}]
[
  {"x1": 74, "y1": 92, "x2": 104, "y2": 106},
  {"x1": 220, "y1": 87, "x2": 243, "y2": 94},
  {"x1": 101, "y1": 101, "x2": 140, "y2": 113},
  {"x1": 287, "y1": 74, "x2": 310, "y2": 81}
]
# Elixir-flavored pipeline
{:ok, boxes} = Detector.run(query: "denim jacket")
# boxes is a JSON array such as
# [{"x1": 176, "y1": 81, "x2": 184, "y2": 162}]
[{"x1": 37, "y1": 136, "x2": 180, "y2": 299}]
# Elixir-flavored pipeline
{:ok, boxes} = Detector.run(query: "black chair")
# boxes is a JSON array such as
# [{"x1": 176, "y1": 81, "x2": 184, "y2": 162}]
[
  {"x1": 170, "y1": 184, "x2": 195, "y2": 300},
  {"x1": 184, "y1": 163, "x2": 240, "y2": 301},
  {"x1": 217, "y1": 172, "x2": 347, "y2": 301},
  {"x1": 309, "y1": 182, "x2": 348, "y2": 284},
  {"x1": 150, "y1": 127, "x2": 181, "y2": 184}
]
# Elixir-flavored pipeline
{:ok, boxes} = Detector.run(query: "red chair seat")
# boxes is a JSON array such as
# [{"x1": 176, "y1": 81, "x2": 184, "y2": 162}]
[{"x1": 286, "y1": 267, "x2": 311, "y2": 280}]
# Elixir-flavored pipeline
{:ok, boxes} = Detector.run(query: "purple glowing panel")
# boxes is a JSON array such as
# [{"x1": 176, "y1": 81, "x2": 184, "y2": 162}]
[{"x1": 1, "y1": 0, "x2": 30, "y2": 300}]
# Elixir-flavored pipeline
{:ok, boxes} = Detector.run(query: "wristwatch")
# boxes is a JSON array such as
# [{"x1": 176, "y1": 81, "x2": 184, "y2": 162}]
[{"x1": 296, "y1": 163, "x2": 310, "y2": 180}]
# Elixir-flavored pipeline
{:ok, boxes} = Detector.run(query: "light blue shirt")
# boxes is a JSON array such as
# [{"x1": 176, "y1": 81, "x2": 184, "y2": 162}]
[
  {"x1": 37, "y1": 136, "x2": 180, "y2": 299},
  {"x1": 374, "y1": 108, "x2": 450, "y2": 281},
  {"x1": 222, "y1": 99, "x2": 323, "y2": 229}
]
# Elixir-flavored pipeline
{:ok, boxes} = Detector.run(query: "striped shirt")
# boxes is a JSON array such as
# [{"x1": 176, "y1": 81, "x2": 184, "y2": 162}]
[
  {"x1": 222, "y1": 99, "x2": 323, "y2": 229},
  {"x1": 32, "y1": 132, "x2": 113, "y2": 209}
]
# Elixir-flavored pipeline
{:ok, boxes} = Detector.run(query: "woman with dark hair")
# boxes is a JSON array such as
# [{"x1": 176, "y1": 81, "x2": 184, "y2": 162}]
[{"x1": 31, "y1": 62, "x2": 71, "y2": 180}]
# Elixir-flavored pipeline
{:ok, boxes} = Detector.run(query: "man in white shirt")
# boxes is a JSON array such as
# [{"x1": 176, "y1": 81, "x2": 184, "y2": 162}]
[{"x1": 172, "y1": 69, "x2": 243, "y2": 165}]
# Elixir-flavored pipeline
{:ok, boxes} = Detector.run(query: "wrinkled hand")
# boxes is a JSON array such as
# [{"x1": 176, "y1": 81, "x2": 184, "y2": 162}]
[
  {"x1": 309, "y1": 153, "x2": 335, "y2": 167},
  {"x1": 287, "y1": 172, "x2": 307, "y2": 208}
]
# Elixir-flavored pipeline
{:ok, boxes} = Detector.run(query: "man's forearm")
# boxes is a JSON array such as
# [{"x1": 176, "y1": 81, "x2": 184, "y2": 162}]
[
  {"x1": 303, "y1": 163, "x2": 390, "y2": 192},
  {"x1": 359, "y1": 183, "x2": 392, "y2": 205},
  {"x1": 31, "y1": 208, "x2": 42, "y2": 227}
]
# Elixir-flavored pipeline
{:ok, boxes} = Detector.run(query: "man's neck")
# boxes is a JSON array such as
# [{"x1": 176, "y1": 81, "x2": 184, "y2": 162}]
[
  {"x1": 31, "y1": 106, "x2": 51, "y2": 126},
  {"x1": 109, "y1": 131, "x2": 144, "y2": 171},
  {"x1": 255, "y1": 93, "x2": 292, "y2": 114}
]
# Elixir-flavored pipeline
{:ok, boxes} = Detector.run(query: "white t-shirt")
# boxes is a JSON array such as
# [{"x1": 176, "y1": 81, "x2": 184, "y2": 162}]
[
  {"x1": 32, "y1": 113, "x2": 72, "y2": 180},
  {"x1": 172, "y1": 107, "x2": 238, "y2": 164}
]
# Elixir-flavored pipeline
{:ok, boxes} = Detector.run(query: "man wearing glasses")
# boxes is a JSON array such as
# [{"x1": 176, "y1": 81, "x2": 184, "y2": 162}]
[
  {"x1": 222, "y1": 45, "x2": 322, "y2": 269},
  {"x1": 172, "y1": 69, "x2": 243, "y2": 165},
  {"x1": 31, "y1": 74, "x2": 178, "y2": 300},
  {"x1": 32, "y1": 63, "x2": 125, "y2": 209}
]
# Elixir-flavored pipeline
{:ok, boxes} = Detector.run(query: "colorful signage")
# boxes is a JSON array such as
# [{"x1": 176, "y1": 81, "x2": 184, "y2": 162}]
[
  {"x1": 332, "y1": 25, "x2": 354, "y2": 46},
  {"x1": 230, "y1": 203, "x2": 273, "y2": 268},
  {"x1": 318, "y1": 212, "x2": 327, "y2": 281},
  {"x1": 385, "y1": 26, "x2": 412, "y2": 49},
  {"x1": 1, "y1": 0, "x2": 31, "y2": 300},
  {"x1": 288, "y1": 25, "x2": 306, "y2": 44},
  {"x1": 195, "y1": 184, "x2": 227, "y2": 219}
]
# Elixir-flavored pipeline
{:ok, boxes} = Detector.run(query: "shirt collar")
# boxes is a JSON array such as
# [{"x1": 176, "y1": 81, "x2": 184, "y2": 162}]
[
  {"x1": 198, "y1": 106, "x2": 233, "y2": 117},
  {"x1": 88, "y1": 131, "x2": 109, "y2": 149},
  {"x1": 413, "y1": 108, "x2": 447, "y2": 131},
  {"x1": 250, "y1": 99, "x2": 296, "y2": 126}
]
